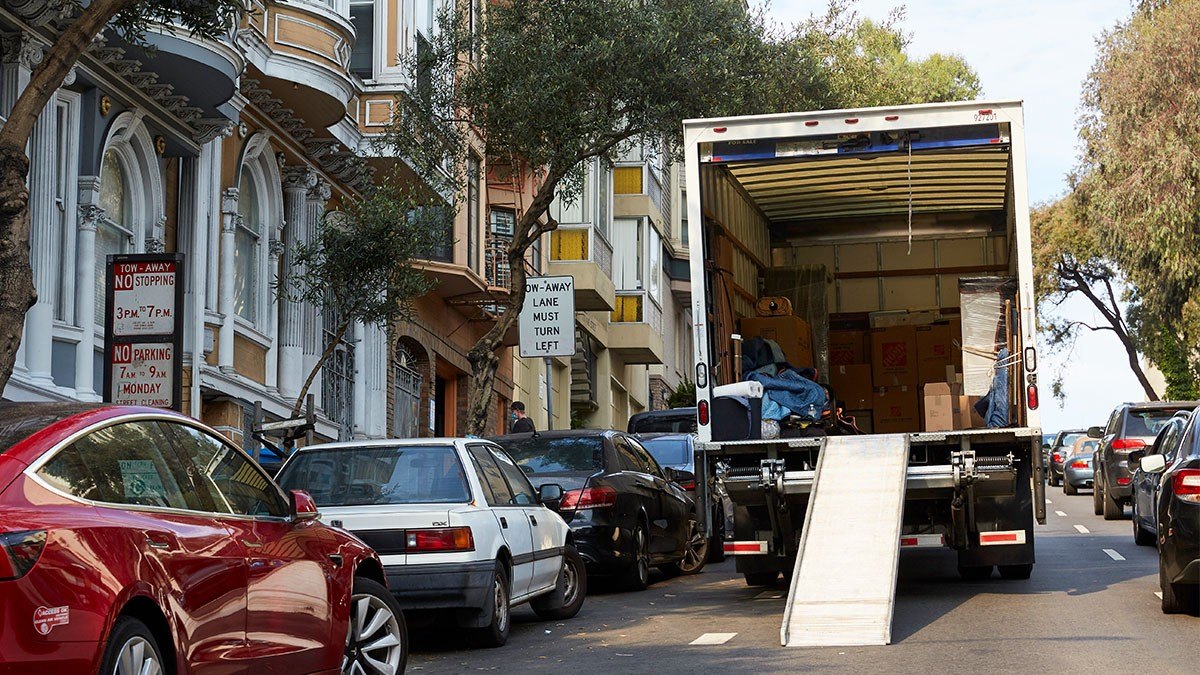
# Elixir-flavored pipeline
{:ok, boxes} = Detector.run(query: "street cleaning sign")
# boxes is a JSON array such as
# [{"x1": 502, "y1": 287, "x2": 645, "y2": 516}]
[
  {"x1": 519, "y1": 275, "x2": 575, "y2": 358},
  {"x1": 104, "y1": 253, "x2": 184, "y2": 409}
]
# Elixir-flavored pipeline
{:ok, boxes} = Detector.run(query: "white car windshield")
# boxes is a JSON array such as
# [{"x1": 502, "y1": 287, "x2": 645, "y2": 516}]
[{"x1": 277, "y1": 445, "x2": 470, "y2": 506}]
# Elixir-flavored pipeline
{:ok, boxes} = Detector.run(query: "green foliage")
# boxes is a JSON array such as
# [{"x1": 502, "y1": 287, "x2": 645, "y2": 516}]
[
  {"x1": 280, "y1": 179, "x2": 445, "y2": 329},
  {"x1": 1076, "y1": 0, "x2": 1200, "y2": 355},
  {"x1": 1146, "y1": 329, "x2": 1200, "y2": 400},
  {"x1": 108, "y1": 0, "x2": 246, "y2": 46},
  {"x1": 666, "y1": 378, "x2": 697, "y2": 409}
]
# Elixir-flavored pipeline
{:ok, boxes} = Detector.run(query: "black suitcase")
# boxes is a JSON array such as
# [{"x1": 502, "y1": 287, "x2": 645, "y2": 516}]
[{"x1": 711, "y1": 395, "x2": 762, "y2": 441}]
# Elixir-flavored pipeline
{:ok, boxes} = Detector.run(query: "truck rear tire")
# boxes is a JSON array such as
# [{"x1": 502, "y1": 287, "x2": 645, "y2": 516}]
[
  {"x1": 958, "y1": 565, "x2": 993, "y2": 581},
  {"x1": 743, "y1": 571, "x2": 779, "y2": 587},
  {"x1": 998, "y1": 564, "x2": 1032, "y2": 580},
  {"x1": 1103, "y1": 486, "x2": 1123, "y2": 520}
]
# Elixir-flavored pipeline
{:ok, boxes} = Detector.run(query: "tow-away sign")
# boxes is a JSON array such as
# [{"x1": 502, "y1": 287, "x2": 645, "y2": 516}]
[{"x1": 519, "y1": 276, "x2": 575, "y2": 358}]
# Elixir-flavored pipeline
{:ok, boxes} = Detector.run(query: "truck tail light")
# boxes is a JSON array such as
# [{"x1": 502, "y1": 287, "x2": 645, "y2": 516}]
[
  {"x1": 697, "y1": 400, "x2": 709, "y2": 426},
  {"x1": 405, "y1": 527, "x2": 474, "y2": 553},
  {"x1": 0, "y1": 530, "x2": 46, "y2": 580},
  {"x1": 559, "y1": 486, "x2": 617, "y2": 510},
  {"x1": 1026, "y1": 384, "x2": 1039, "y2": 410},
  {"x1": 1112, "y1": 438, "x2": 1146, "y2": 450},
  {"x1": 1173, "y1": 469, "x2": 1200, "y2": 504}
]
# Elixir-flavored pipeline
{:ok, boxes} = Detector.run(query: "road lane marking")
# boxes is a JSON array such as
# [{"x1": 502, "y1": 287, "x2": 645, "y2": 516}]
[
  {"x1": 1155, "y1": 591, "x2": 1163, "y2": 599},
  {"x1": 1074, "y1": 524, "x2": 1090, "y2": 534},
  {"x1": 1102, "y1": 549, "x2": 1126, "y2": 561},
  {"x1": 690, "y1": 633, "x2": 737, "y2": 646},
  {"x1": 754, "y1": 591, "x2": 784, "y2": 600},
  {"x1": 1055, "y1": 510, "x2": 1067, "y2": 517},
  {"x1": 1046, "y1": 499, "x2": 1052, "y2": 504}
]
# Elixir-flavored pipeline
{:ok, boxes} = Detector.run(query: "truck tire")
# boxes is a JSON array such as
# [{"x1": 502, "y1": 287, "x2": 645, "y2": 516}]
[
  {"x1": 998, "y1": 564, "x2": 1032, "y2": 580},
  {"x1": 1103, "y1": 484, "x2": 1123, "y2": 520},
  {"x1": 1093, "y1": 475, "x2": 1104, "y2": 516},
  {"x1": 958, "y1": 565, "x2": 993, "y2": 581},
  {"x1": 743, "y1": 571, "x2": 779, "y2": 587},
  {"x1": 707, "y1": 505, "x2": 726, "y2": 563}
]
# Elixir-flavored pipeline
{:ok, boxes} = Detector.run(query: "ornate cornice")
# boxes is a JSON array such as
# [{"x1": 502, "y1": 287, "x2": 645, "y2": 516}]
[
  {"x1": 1, "y1": 33, "x2": 44, "y2": 70},
  {"x1": 77, "y1": 204, "x2": 104, "y2": 232}
]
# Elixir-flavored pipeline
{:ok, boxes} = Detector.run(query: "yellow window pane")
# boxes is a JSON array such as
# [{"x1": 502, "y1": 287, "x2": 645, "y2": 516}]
[
  {"x1": 613, "y1": 166, "x2": 643, "y2": 195},
  {"x1": 611, "y1": 294, "x2": 643, "y2": 322},
  {"x1": 551, "y1": 229, "x2": 588, "y2": 261}
]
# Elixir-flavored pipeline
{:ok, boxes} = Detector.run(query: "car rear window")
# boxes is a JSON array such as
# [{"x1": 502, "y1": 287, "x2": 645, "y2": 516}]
[
  {"x1": 639, "y1": 437, "x2": 691, "y2": 468},
  {"x1": 1124, "y1": 409, "x2": 1188, "y2": 437},
  {"x1": 1055, "y1": 433, "x2": 1085, "y2": 449},
  {"x1": 498, "y1": 437, "x2": 605, "y2": 474},
  {"x1": 276, "y1": 445, "x2": 469, "y2": 506}
]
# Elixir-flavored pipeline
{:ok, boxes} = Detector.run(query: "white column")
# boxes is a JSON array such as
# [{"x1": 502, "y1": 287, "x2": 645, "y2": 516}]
[
  {"x1": 352, "y1": 321, "x2": 367, "y2": 438},
  {"x1": 218, "y1": 188, "x2": 238, "y2": 372},
  {"x1": 185, "y1": 147, "x2": 209, "y2": 418},
  {"x1": 74, "y1": 195, "x2": 102, "y2": 401},
  {"x1": 303, "y1": 179, "x2": 331, "y2": 406},
  {"x1": 365, "y1": 322, "x2": 388, "y2": 438},
  {"x1": 278, "y1": 167, "x2": 317, "y2": 400},
  {"x1": 24, "y1": 93, "x2": 59, "y2": 386}
]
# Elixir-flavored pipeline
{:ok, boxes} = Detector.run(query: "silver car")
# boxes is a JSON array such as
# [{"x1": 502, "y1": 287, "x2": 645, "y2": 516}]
[{"x1": 1063, "y1": 438, "x2": 1097, "y2": 495}]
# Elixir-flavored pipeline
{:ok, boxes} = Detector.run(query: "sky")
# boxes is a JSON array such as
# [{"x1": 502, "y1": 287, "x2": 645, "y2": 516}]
[{"x1": 768, "y1": 0, "x2": 1141, "y2": 432}]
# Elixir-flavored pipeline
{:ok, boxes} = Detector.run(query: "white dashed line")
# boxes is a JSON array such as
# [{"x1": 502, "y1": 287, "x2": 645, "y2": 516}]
[
  {"x1": 1074, "y1": 524, "x2": 1090, "y2": 534},
  {"x1": 754, "y1": 591, "x2": 784, "y2": 600},
  {"x1": 1102, "y1": 549, "x2": 1126, "y2": 561},
  {"x1": 1045, "y1": 499, "x2": 1052, "y2": 504},
  {"x1": 690, "y1": 633, "x2": 737, "y2": 646},
  {"x1": 1155, "y1": 591, "x2": 1164, "y2": 600},
  {"x1": 1055, "y1": 510, "x2": 1067, "y2": 517}
]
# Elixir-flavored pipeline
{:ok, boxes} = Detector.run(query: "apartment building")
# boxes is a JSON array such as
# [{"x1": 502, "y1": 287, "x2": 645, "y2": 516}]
[{"x1": 0, "y1": 0, "x2": 514, "y2": 448}]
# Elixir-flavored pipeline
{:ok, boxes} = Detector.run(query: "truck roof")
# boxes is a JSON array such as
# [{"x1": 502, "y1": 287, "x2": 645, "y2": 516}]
[{"x1": 682, "y1": 98, "x2": 1025, "y2": 128}]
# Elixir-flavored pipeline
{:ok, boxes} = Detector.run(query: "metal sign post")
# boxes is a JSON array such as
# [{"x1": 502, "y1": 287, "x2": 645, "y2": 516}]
[
  {"x1": 103, "y1": 253, "x2": 185, "y2": 410},
  {"x1": 519, "y1": 275, "x2": 576, "y2": 358}
]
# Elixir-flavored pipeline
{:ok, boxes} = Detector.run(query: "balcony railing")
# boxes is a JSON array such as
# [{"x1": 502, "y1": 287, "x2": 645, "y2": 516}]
[
  {"x1": 485, "y1": 237, "x2": 511, "y2": 289},
  {"x1": 611, "y1": 290, "x2": 662, "y2": 333},
  {"x1": 550, "y1": 225, "x2": 613, "y2": 279}
]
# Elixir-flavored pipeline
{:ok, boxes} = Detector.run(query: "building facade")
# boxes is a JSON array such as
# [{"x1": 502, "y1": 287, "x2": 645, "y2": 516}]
[{"x1": 0, "y1": 0, "x2": 515, "y2": 449}]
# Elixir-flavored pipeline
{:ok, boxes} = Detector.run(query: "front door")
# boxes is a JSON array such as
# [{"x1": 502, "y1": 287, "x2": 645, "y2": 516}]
[{"x1": 467, "y1": 446, "x2": 536, "y2": 598}]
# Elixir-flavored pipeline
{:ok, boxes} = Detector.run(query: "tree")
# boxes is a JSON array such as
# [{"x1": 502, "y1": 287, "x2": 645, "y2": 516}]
[
  {"x1": 1031, "y1": 196, "x2": 1159, "y2": 401},
  {"x1": 279, "y1": 178, "x2": 444, "y2": 416},
  {"x1": 1075, "y1": 0, "x2": 1200, "y2": 389},
  {"x1": 666, "y1": 378, "x2": 697, "y2": 409},
  {"x1": 0, "y1": 0, "x2": 245, "y2": 393}
]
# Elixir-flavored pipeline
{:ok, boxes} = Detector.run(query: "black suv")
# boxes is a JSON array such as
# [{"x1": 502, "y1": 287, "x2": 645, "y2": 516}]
[{"x1": 1091, "y1": 401, "x2": 1200, "y2": 520}]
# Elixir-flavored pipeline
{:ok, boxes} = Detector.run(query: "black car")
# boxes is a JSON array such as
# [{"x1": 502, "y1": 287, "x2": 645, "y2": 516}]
[
  {"x1": 1130, "y1": 412, "x2": 1191, "y2": 547},
  {"x1": 1047, "y1": 429, "x2": 1087, "y2": 487},
  {"x1": 628, "y1": 407, "x2": 697, "y2": 434},
  {"x1": 1128, "y1": 408, "x2": 1200, "y2": 614},
  {"x1": 491, "y1": 430, "x2": 705, "y2": 590},
  {"x1": 1091, "y1": 402, "x2": 1199, "y2": 520},
  {"x1": 638, "y1": 433, "x2": 731, "y2": 563}
]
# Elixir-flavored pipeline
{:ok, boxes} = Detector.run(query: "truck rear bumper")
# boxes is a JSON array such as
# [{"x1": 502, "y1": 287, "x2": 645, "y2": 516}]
[{"x1": 725, "y1": 464, "x2": 957, "y2": 497}]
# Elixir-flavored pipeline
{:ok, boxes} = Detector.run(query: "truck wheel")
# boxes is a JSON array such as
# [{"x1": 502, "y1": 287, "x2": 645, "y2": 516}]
[
  {"x1": 707, "y1": 506, "x2": 726, "y2": 563},
  {"x1": 1063, "y1": 479, "x2": 1077, "y2": 496},
  {"x1": 957, "y1": 565, "x2": 993, "y2": 581},
  {"x1": 998, "y1": 564, "x2": 1032, "y2": 580},
  {"x1": 1102, "y1": 485, "x2": 1123, "y2": 520},
  {"x1": 1161, "y1": 555, "x2": 1200, "y2": 615},
  {"x1": 743, "y1": 571, "x2": 779, "y2": 587},
  {"x1": 1092, "y1": 476, "x2": 1104, "y2": 516},
  {"x1": 531, "y1": 546, "x2": 587, "y2": 621}
]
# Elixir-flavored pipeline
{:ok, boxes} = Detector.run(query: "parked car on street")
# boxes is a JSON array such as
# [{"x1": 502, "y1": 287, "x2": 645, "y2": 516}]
[
  {"x1": 1129, "y1": 410, "x2": 1192, "y2": 548},
  {"x1": 0, "y1": 403, "x2": 406, "y2": 674},
  {"x1": 1047, "y1": 429, "x2": 1087, "y2": 487},
  {"x1": 275, "y1": 438, "x2": 586, "y2": 648},
  {"x1": 491, "y1": 430, "x2": 705, "y2": 590},
  {"x1": 1091, "y1": 402, "x2": 1200, "y2": 520},
  {"x1": 1127, "y1": 408, "x2": 1200, "y2": 614},
  {"x1": 628, "y1": 407, "x2": 697, "y2": 434},
  {"x1": 637, "y1": 433, "x2": 731, "y2": 562},
  {"x1": 1062, "y1": 438, "x2": 1098, "y2": 495}
]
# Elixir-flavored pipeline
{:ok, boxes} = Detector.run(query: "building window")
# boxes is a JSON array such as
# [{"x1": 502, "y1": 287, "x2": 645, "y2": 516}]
[
  {"x1": 596, "y1": 160, "x2": 610, "y2": 241},
  {"x1": 234, "y1": 171, "x2": 263, "y2": 324},
  {"x1": 392, "y1": 343, "x2": 421, "y2": 438},
  {"x1": 322, "y1": 307, "x2": 355, "y2": 440},
  {"x1": 531, "y1": 233, "x2": 542, "y2": 274},
  {"x1": 96, "y1": 149, "x2": 132, "y2": 325},
  {"x1": 487, "y1": 207, "x2": 514, "y2": 288},
  {"x1": 349, "y1": 1, "x2": 375, "y2": 79},
  {"x1": 680, "y1": 185, "x2": 689, "y2": 248},
  {"x1": 468, "y1": 0, "x2": 483, "y2": 65},
  {"x1": 648, "y1": 227, "x2": 662, "y2": 303},
  {"x1": 613, "y1": 166, "x2": 643, "y2": 195},
  {"x1": 467, "y1": 154, "x2": 481, "y2": 272},
  {"x1": 612, "y1": 218, "x2": 644, "y2": 291}
]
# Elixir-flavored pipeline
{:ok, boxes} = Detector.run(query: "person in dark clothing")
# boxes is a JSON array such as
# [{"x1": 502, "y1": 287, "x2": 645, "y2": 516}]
[{"x1": 510, "y1": 401, "x2": 535, "y2": 433}]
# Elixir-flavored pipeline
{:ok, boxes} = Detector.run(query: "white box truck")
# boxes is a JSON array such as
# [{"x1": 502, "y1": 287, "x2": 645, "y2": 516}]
[{"x1": 682, "y1": 100, "x2": 1046, "y2": 646}]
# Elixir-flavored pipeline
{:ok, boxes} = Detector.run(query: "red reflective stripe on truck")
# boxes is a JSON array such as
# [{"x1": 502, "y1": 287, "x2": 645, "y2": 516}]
[
  {"x1": 899, "y1": 534, "x2": 944, "y2": 548},
  {"x1": 979, "y1": 530, "x2": 1026, "y2": 546},
  {"x1": 723, "y1": 541, "x2": 768, "y2": 554}
]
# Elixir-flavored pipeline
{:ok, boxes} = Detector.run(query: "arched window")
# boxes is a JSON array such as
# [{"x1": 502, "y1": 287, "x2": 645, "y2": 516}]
[
  {"x1": 96, "y1": 149, "x2": 133, "y2": 324},
  {"x1": 235, "y1": 171, "x2": 263, "y2": 323}
]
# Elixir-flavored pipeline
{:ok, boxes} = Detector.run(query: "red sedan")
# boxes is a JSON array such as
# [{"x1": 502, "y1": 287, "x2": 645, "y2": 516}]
[{"x1": 0, "y1": 403, "x2": 407, "y2": 674}]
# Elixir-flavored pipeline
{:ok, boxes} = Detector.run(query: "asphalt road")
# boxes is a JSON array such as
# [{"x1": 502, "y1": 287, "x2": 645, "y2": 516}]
[{"x1": 408, "y1": 488, "x2": 1197, "y2": 674}]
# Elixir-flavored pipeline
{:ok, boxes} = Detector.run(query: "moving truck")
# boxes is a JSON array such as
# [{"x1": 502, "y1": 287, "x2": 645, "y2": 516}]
[{"x1": 683, "y1": 101, "x2": 1046, "y2": 598}]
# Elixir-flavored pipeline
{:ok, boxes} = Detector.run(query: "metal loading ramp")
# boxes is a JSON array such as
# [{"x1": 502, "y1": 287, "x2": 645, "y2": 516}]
[{"x1": 781, "y1": 434, "x2": 909, "y2": 647}]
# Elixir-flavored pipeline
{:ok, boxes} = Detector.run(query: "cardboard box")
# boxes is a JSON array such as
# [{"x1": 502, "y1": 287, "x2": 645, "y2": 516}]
[
  {"x1": 846, "y1": 410, "x2": 873, "y2": 433},
  {"x1": 962, "y1": 395, "x2": 986, "y2": 429},
  {"x1": 873, "y1": 386, "x2": 920, "y2": 434},
  {"x1": 741, "y1": 315, "x2": 814, "y2": 367},
  {"x1": 923, "y1": 382, "x2": 961, "y2": 432},
  {"x1": 830, "y1": 364, "x2": 873, "y2": 410},
  {"x1": 870, "y1": 325, "x2": 918, "y2": 388},
  {"x1": 869, "y1": 309, "x2": 942, "y2": 328},
  {"x1": 829, "y1": 330, "x2": 868, "y2": 366},
  {"x1": 916, "y1": 324, "x2": 955, "y2": 385}
]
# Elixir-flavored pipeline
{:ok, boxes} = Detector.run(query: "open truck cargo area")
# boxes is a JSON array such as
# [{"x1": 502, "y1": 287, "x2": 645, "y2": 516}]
[{"x1": 683, "y1": 101, "x2": 1046, "y2": 646}]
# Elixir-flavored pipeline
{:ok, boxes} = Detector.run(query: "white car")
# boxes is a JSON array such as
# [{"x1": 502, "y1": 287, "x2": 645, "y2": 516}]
[{"x1": 275, "y1": 438, "x2": 585, "y2": 647}]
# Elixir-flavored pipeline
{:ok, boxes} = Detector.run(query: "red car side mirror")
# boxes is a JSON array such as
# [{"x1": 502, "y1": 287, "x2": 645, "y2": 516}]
[{"x1": 290, "y1": 490, "x2": 320, "y2": 522}]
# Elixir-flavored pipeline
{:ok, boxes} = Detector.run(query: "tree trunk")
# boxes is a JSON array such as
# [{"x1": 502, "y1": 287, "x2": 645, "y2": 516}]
[
  {"x1": 1067, "y1": 266, "x2": 1160, "y2": 401},
  {"x1": 292, "y1": 318, "x2": 352, "y2": 417},
  {"x1": 0, "y1": 0, "x2": 135, "y2": 393}
]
